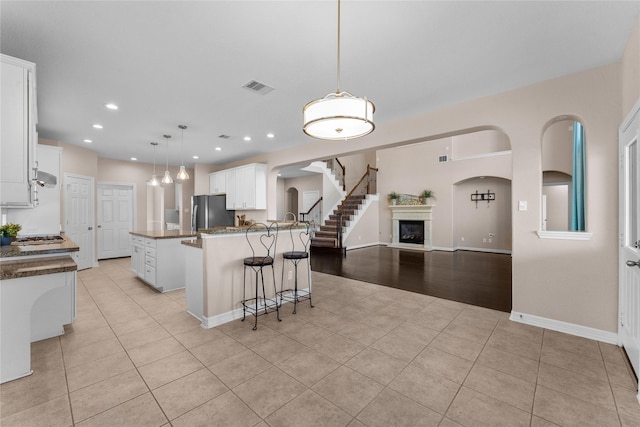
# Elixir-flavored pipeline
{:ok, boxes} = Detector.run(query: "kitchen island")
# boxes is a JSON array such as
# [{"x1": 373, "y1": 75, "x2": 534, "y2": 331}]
[
  {"x1": 130, "y1": 229, "x2": 198, "y2": 292},
  {"x1": 182, "y1": 224, "x2": 310, "y2": 328},
  {"x1": 0, "y1": 234, "x2": 79, "y2": 383}
]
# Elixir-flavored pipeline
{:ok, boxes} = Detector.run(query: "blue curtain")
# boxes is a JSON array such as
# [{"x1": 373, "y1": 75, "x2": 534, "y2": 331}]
[{"x1": 571, "y1": 121, "x2": 585, "y2": 231}]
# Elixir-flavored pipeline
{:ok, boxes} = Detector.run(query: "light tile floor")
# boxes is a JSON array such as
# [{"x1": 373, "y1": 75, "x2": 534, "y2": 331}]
[{"x1": 2, "y1": 257, "x2": 640, "y2": 426}]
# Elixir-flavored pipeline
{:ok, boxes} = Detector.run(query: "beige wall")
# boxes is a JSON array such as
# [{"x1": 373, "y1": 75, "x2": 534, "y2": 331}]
[
  {"x1": 623, "y1": 14, "x2": 640, "y2": 115},
  {"x1": 282, "y1": 174, "x2": 323, "y2": 219},
  {"x1": 377, "y1": 136, "x2": 512, "y2": 250},
  {"x1": 97, "y1": 158, "x2": 194, "y2": 231},
  {"x1": 206, "y1": 61, "x2": 621, "y2": 334},
  {"x1": 452, "y1": 130, "x2": 511, "y2": 158},
  {"x1": 194, "y1": 163, "x2": 216, "y2": 196}
]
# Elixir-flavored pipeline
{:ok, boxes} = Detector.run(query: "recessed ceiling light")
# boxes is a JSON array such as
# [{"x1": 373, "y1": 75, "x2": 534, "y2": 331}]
[
  {"x1": 105, "y1": 103, "x2": 118, "y2": 110},
  {"x1": 243, "y1": 136, "x2": 251, "y2": 142},
  {"x1": 192, "y1": 155, "x2": 199, "y2": 159},
  {"x1": 92, "y1": 124, "x2": 103, "y2": 129},
  {"x1": 83, "y1": 139, "x2": 92, "y2": 143},
  {"x1": 277, "y1": 173, "x2": 282, "y2": 177},
  {"x1": 130, "y1": 157, "x2": 137, "y2": 161},
  {"x1": 215, "y1": 147, "x2": 222, "y2": 151},
  {"x1": 267, "y1": 133, "x2": 275, "y2": 138}
]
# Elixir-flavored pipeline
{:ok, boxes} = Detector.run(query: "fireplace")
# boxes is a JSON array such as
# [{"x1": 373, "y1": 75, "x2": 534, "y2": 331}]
[
  {"x1": 399, "y1": 220, "x2": 424, "y2": 244},
  {"x1": 388, "y1": 204, "x2": 433, "y2": 251}
]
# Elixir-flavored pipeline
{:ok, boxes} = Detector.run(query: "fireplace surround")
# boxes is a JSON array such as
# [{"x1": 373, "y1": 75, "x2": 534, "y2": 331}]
[{"x1": 388, "y1": 205, "x2": 433, "y2": 251}]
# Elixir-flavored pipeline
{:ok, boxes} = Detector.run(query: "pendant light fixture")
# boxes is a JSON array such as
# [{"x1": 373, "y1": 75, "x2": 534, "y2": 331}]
[
  {"x1": 303, "y1": 0, "x2": 375, "y2": 141},
  {"x1": 176, "y1": 125, "x2": 190, "y2": 181},
  {"x1": 161, "y1": 134, "x2": 173, "y2": 184},
  {"x1": 148, "y1": 142, "x2": 160, "y2": 186}
]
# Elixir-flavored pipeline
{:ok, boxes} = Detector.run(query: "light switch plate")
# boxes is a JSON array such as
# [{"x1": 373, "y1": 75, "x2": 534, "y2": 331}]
[{"x1": 518, "y1": 201, "x2": 527, "y2": 211}]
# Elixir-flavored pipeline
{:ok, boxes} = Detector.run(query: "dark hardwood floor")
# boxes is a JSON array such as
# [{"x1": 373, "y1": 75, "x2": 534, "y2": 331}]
[{"x1": 311, "y1": 246, "x2": 512, "y2": 312}]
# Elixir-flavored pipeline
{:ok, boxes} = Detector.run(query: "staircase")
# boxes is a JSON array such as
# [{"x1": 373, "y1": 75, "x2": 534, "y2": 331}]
[{"x1": 311, "y1": 194, "x2": 367, "y2": 249}]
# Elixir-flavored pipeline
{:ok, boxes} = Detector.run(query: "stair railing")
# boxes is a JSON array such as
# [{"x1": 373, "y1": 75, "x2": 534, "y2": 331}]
[
  {"x1": 326, "y1": 158, "x2": 346, "y2": 191},
  {"x1": 335, "y1": 165, "x2": 379, "y2": 249},
  {"x1": 299, "y1": 197, "x2": 322, "y2": 230}
]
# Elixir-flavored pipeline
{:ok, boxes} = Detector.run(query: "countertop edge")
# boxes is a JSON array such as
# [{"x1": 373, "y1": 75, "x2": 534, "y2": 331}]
[{"x1": 1, "y1": 255, "x2": 78, "y2": 280}]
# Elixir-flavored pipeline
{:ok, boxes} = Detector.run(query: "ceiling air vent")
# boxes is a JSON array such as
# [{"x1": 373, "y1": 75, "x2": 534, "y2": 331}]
[
  {"x1": 438, "y1": 155, "x2": 448, "y2": 163},
  {"x1": 218, "y1": 134, "x2": 231, "y2": 139},
  {"x1": 242, "y1": 80, "x2": 274, "y2": 95}
]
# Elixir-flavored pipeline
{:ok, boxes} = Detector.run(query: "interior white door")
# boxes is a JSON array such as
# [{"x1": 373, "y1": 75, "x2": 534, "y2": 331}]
[
  {"x1": 619, "y1": 100, "x2": 640, "y2": 395},
  {"x1": 65, "y1": 174, "x2": 94, "y2": 270},
  {"x1": 97, "y1": 184, "x2": 134, "y2": 259}
]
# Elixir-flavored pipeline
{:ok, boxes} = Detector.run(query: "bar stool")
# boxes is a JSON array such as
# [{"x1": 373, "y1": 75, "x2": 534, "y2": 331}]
[
  {"x1": 278, "y1": 221, "x2": 314, "y2": 314},
  {"x1": 241, "y1": 222, "x2": 281, "y2": 330}
]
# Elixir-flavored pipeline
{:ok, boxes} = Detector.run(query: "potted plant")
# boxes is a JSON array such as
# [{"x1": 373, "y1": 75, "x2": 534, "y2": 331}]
[
  {"x1": 420, "y1": 190, "x2": 435, "y2": 205},
  {"x1": 0, "y1": 223, "x2": 21, "y2": 245},
  {"x1": 388, "y1": 191, "x2": 400, "y2": 205}
]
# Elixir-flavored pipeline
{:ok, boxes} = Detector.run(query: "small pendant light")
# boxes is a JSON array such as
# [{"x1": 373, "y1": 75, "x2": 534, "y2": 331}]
[
  {"x1": 161, "y1": 134, "x2": 173, "y2": 184},
  {"x1": 176, "y1": 125, "x2": 189, "y2": 181},
  {"x1": 148, "y1": 142, "x2": 160, "y2": 186}
]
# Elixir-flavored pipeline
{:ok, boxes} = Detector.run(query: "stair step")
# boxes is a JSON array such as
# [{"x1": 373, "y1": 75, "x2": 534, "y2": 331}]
[
  {"x1": 315, "y1": 230, "x2": 337, "y2": 238},
  {"x1": 311, "y1": 237, "x2": 337, "y2": 247}
]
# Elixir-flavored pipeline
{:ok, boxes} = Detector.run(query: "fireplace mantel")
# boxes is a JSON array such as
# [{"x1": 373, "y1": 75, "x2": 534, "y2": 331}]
[{"x1": 387, "y1": 204, "x2": 433, "y2": 251}]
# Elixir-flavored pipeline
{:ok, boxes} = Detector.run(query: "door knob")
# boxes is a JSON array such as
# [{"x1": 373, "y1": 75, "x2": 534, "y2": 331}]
[
  {"x1": 626, "y1": 260, "x2": 640, "y2": 268},
  {"x1": 88, "y1": 226, "x2": 93, "y2": 230}
]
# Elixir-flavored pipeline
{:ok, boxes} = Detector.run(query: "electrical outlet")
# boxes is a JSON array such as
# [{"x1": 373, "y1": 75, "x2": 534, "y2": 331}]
[
  {"x1": 483, "y1": 238, "x2": 487, "y2": 243},
  {"x1": 488, "y1": 238, "x2": 492, "y2": 243},
  {"x1": 288, "y1": 271, "x2": 293, "y2": 280},
  {"x1": 461, "y1": 237, "x2": 465, "y2": 242}
]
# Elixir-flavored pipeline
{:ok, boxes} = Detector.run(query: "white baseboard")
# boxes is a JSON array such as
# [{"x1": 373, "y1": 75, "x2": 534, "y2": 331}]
[
  {"x1": 431, "y1": 246, "x2": 455, "y2": 252},
  {"x1": 346, "y1": 242, "x2": 386, "y2": 251},
  {"x1": 455, "y1": 246, "x2": 512, "y2": 254},
  {"x1": 200, "y1": 295, "x2": 309, "y2": 329},
  {"x1": 510, "y1": 311, "x2": 617, "y2": 345},
  {"x1": 201, "y1": 308, "x2": 244, "y2": 329}
]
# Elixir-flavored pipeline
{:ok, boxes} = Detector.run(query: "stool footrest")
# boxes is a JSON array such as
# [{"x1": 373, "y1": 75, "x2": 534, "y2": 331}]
[
  {"x1": 241, "y1": 297, "x2": 279, "y2": 316},
  {"x1": 277, "y1": 289, "x2": 312, "y2": 303}
]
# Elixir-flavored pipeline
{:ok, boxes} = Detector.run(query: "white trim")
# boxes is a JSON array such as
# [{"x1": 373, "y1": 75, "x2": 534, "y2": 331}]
[
  {"x1": 450, "y1": 150, "x2": 512, "y2": 162},
  {"x1": 510, "y1": 311, "x2": 617, "y2": 344},
  {"x1": 346, "y1": 241, "x2": 385, "y2": 251},
  {"x1": 343, "y1": 194, "x2": 379, "y2": 242},
  {"x1": 536, "y1": 230, "x2": 593, "y2": 240},
  {"x1": 431, "y1": 246, "x2": 455, "y2": 252},
  {"x1": 454, "y1": 246, "x2": 512, "y2": 254},
  {"x1": 201, "y1": 308, "x2": 244, "y2": 329}
]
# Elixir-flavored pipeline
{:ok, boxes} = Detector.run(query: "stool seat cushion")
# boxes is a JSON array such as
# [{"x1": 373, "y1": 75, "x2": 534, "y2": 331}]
[
  {"x1": 283, "y1": 251, "x2": 309, "y2": 259},
  {"x1": 244, "y1": 256, "x2": 274, "y2": 266}
]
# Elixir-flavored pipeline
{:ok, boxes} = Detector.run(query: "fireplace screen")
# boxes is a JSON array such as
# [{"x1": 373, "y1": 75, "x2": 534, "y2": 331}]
[{"x1": 399, "y1": 220, "x2": 424, "y2": 244}]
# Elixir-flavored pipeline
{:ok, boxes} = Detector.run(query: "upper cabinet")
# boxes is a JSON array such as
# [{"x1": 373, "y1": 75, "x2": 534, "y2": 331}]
[
  {"x1": 1, "y1": 54, "x2": 37, "y2": 207},
  {"x1": 209, "y1": 171, "x2": 226, "y2": 195},
  {"x1": 223, "y1": 163, "x2": 266, "y2": 210}
]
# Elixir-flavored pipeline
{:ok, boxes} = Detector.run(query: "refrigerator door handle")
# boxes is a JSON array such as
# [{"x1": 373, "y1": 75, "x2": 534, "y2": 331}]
[{"x1": 192, "y1": 204, "x2": 198, "y2": 232}]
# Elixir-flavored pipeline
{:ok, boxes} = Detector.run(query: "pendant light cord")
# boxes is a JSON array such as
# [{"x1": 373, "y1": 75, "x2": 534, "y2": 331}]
[{"x1": 336, "y1": 0, "x2": 341, "y2": 94}]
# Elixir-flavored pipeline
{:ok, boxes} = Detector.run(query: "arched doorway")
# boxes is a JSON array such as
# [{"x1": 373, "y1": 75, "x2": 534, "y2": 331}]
[{"x1": 286, "y1": 187, "x2": 299, "y2": 219}]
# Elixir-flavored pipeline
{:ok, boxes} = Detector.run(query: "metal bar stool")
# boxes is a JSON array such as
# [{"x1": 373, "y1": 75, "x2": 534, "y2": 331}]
[
  {"x1": 278, "y1": 220, "x2": 314, "y2": 314},
  {"x1": 241, "y1": 222, "x2": 281, "y2": 330}
]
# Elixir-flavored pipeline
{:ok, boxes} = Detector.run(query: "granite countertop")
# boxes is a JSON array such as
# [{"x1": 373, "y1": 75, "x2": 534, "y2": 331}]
[
  {"x1": 0, "y1": 255, "x2": 77, "y2": 280},
  {"x1": 130, "y1": 229, "x2": 198, "y2": 239},
  {"x1": 200, "y1": 222, "x2": 308, "y2": 236},
  {"x1": 0, "y1": 234, "x2": 80, "y2": 259},
  {"x1": 181, "y1": 239, "x2": 203, "y2": 249}
]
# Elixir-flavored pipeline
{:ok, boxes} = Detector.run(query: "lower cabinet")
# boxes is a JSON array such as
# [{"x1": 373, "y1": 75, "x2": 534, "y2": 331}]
[{"x1": 130, "y1": 235, "x2": 186, "y2": 292}]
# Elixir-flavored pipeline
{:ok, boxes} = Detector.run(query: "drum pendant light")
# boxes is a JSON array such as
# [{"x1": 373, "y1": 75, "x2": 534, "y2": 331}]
[
  {"x1": 303, "y1": 0, "x2": 375, "y2": 140},
  {"x1": 161, "y1": 134, "x2": 173, "y2": 184},
  {"x1": 148, "y1": 142, "x2": 160, "y2": 186},
  {"x1": 176, "y1": 125, "x2": 190, "y2": 181}
]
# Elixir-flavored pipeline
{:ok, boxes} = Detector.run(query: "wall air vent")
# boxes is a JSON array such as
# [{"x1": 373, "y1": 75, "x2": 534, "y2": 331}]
[
  {"x1": 218, "y1": 134, "x2": 231, "y2": 139},
  {"x1": 438, "y1": 155, "x2": 448, "y2": 163},
  {"x1": 242, "y1": 80, "x2": 274, "y2": 95}
]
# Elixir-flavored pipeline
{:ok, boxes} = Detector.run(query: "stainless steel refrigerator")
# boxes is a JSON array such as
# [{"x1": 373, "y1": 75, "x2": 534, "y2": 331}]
[{"x1": 191, "y1": 195, "x2": 235, "y2": 231}]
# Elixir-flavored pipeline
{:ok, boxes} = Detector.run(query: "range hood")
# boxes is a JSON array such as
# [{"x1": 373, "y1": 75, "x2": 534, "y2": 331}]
[{"x1": 34, "y1": 170, "x2": 57, "y2": 188}]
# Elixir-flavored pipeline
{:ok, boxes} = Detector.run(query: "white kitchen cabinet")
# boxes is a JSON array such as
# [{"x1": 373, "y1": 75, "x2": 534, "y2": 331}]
[
  {"x1": 225, "y1": 163, "x2": 266, "y2": 210},
  {"x1": 209, "y1": 171, "x2": 226, "y2": 195},
  {"x1": 225, "y1": 168, "x2": 236, "y2": 210},
  {"x1": 130, "y1": 235, "x2": 145, "y2": 279},
  {"x1": 1, "y1": 54, "x2": 37, "y2": 207},
  {"x1": 130, "y1": 234, "x2": 186, "y2": 292}
]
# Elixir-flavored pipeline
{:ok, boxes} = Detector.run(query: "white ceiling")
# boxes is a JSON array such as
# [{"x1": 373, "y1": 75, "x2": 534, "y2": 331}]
[{"x1": 2, "y1": 1, "x2": 639, "y2": 168}]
